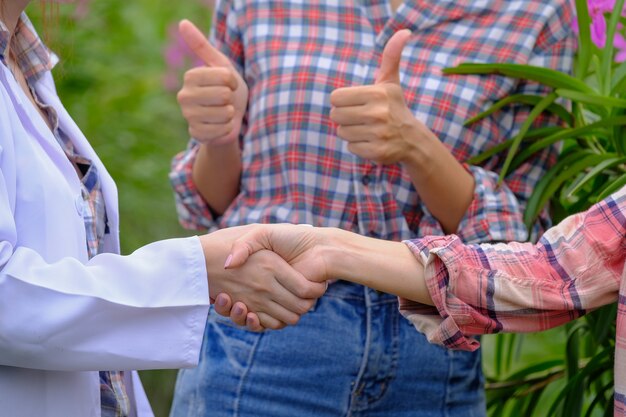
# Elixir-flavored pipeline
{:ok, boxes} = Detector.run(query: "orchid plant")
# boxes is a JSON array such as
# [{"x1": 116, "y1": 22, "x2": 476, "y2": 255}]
[{"x1": 444, "y1": 0, "x2": 626, "y2": 415}]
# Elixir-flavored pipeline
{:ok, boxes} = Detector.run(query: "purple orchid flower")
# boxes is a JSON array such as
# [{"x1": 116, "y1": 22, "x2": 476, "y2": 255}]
[{"x1": 572, "y1": 0, "x2": 626, "y2": 61}]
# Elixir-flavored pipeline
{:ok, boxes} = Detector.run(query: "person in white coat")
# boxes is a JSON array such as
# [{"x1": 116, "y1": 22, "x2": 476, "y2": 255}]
[{"x1": 0, "y1": 1, "x2": 326, "y2": 416}]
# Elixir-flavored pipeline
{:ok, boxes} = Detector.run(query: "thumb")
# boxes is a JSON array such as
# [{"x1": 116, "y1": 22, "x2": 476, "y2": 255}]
[
  {"x1": 179, "y1": 19, "x2": 231, "y2": 67},
  {"x1": 225, "y1": 229, "x2": 272, "y2": 269},
  {"x1": 376, "y1": 29, "x2": 412, "y2": 84}
]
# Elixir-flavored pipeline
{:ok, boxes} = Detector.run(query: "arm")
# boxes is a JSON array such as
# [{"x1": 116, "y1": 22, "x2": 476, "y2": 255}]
[
  {"x1": 223, "y1": 187, "x2": 625, "y2": 335},
  {"x1": 420, "y1": 4, "x2": 576, "y2": 243},
  {"x1": 331, "y1": 5, "x2": 575, "y2": 240},
  {"x1": 172, "y1": 7, "x2": 246, "y2": 221},
  {"x1": 330, "y1": 30, "x2": 474, "y2": 234},
  {"x1": 400, "y1": 187, "x2": 626, "y2": 350}
]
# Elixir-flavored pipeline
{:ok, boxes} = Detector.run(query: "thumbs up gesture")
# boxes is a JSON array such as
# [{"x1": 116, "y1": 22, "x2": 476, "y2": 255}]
[
  {"x1": 330, "y1": 29, "x2": 433, "y2": 165},
  {"x1": 177, "y1": 20, "x2": 248, "y2": 146}
]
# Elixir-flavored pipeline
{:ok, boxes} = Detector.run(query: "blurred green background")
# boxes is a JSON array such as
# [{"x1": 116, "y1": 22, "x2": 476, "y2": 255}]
[
  {"x1": 28, "y1": 1, "x2": 211, "y2": 415},
  {"x1": 26, "y1": 1, "x2": 569, "y2": 416}
]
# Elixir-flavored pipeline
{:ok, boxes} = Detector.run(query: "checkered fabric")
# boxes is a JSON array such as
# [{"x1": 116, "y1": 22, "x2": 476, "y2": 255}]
[
  {"x1": 401, "y1": 186, "x2": 626, "y2": 415},
  {"x1": 170, "y1": 0, "x2": 575, "y2": 244}
]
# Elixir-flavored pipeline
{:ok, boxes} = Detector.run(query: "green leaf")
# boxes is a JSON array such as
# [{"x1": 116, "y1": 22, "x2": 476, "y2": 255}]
[
  {"x1": 511, "y1": 116, "x2": 626, "y2": 168},
  {"x1": 611, "y1": 59, "x2": 626, "y2": 97},
  {"x1": 565, "y1": 155, "x2": 626, "y2": 197},
  {"x1": 524, "y1": 152, "x2": 608, "y2": 227},
  {"x1": 584, "y1": 381, "x2": 614, "y2": 417},
  {"x1": 546, "y1": 349, "x2": 613, "y2": 417},
  {"x1": 601, "y1": 0, "x2": 626, "y2": 95},
  {"x1": 563, "y1": 324, "x2": 585, "y2": 416},
  {"x1": 466, "y1": 127, "x2": 564, "y2": 165},
  {"x1": 586, "y1": 304, "x2": 618, "y2": 347},
  {"x1": 574, "y1": 0, "x2": 592, "y2": 80},
  {"x1": 498, "y1": 93, "x2": 558, "y2": 183},
  {"x1": 443, "y1": 63, "x2": 596, "y2": 94},
  {"x1": 464, "y1": 94, "x2": 573, "y2": 126},
  {"x1": 555, "y1": 89, "x2": 626, "y2": 109},
  {"x1": 596, "y1": 173, "x2": 626, "y2": 201}
]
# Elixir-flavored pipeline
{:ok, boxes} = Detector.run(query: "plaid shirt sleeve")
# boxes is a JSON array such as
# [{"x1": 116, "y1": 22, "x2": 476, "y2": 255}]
[
  {"x1": 400, "y1": 186, "x2": 626, "y2": 351},
  {"x1": 169, "y1": 140, "x2": 216, "y2": 231},
  {"x1": 170, "y1": 0, "x2": 244, "y2": 231},
  {"x1": 417, "y1": 4, "x2": 574, "y2": 244}
]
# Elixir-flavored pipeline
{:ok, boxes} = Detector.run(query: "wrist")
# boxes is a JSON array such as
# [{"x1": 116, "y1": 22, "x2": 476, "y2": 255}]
[
  {"x1": 315, "y1": 228, "x2": 379, "y2": 286},
  {"x1": 399, "y1": 120, "x2": 439, "y2": 175}
]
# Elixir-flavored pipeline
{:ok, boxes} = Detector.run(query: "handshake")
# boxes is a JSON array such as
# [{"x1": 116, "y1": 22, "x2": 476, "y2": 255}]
[{"x1": 199, "y1": 224, "x2": 337, "y2": 332}]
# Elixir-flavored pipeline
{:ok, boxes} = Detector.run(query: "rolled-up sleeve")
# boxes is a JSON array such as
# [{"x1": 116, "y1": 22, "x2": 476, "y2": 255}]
[
  {"x1": 400, "y1": 187, "x2": 626, "y2": 351},
  {"x1": 417, "y1": 3, "x2": 574, "y2": 244},
  {"x1": 170, "y1": 140, "x2": 218, "y2": 231}
]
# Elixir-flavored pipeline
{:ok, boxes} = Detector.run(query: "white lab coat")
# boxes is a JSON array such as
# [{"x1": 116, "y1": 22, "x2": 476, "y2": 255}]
[{"x1": 0, "y1": 61, "x2": 210, "y2": 416}]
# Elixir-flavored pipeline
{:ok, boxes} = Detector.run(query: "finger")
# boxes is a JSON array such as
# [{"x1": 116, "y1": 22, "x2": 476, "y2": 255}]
[
  {"x1": 225, "y1": 228, "x2": 272, "y2": 269},
  {"x1": 256, "y1": 312, "x2": 287, "y2": 330},
  {"x1": 262, "y1": 299, "x2": 302, "y2": 326},
  {"x1": 329, "y1": 105, "x2": 367, "y2": 126},
  {"x1": 189, "y1": 121, "x2": 235, "y2": 143},
  {"x1": 246, "y1": 313, "x2": 265, "y2": 332},
  {"x1": 346, "y1": 141, "x2": 382, "y2": 162},
  {"x1": 183, "y1": 67, "x2": 238, "y2": 90},
  {"x1": 376, "y1": 29, "x2": 411, "y2": 85},
  {"x1": 213, "y1": 293, "x2": 233, "y2": 317},
  {"x1": 274, "y1": 270, "x2": 327, "y2": 301},
  {"x1": 336, "y1": 125, "x2": 377, "y2": 143},
  {"x1": 179, "y1": 19, "x2": 232, "y2": 68},
  {"x1": 229, "y1": 301, "x2": 249, "y2": 326},
  {"x1": 178, "y1": 86, "x2": 234, "y2": 106},
  {"x1": 330, "y1": 86, "x2": 370, "y2": 107},
  {"x1": 183, "y1": 105, "x2": 236, "y2": 124}
]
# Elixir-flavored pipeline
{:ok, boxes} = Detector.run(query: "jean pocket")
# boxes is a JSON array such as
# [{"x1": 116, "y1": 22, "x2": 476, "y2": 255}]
[{"x1": 206, "y1": 310, "x2": 264, "y2": 372}]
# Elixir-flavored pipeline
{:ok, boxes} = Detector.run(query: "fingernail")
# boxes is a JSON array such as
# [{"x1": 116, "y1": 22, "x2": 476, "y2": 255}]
[
  {"x1": 234, "y1": 306, "x2": 243, "y2": 316},
  {"x1": 216, "y1": 295, "x2": 227, "y2": 307},
  {"x1": 224, "y1": 254, "x2": 233, "y2": 269}
]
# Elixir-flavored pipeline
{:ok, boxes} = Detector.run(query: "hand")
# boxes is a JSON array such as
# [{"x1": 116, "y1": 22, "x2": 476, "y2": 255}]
[
  {"x1": 226, "y1": 224, "x2": 329, "y2": 283},
  {"x1": 199, "y1": 226, "x2": 326, "y2": 330},
  {"x1": 213, "y1": 224, "x2": 331, "y2": 331},
  {"x1": 330, "y1": 29, "x2": 436, "y2": 165},
  {"x1": 177, "y1": 19, "x2": 248, "y2": 146}
]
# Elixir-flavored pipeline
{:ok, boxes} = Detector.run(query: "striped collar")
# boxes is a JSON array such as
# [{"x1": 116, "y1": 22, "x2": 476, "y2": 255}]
[{"x1": 0, "y1": 13, "x2": 54, "y2": 84}]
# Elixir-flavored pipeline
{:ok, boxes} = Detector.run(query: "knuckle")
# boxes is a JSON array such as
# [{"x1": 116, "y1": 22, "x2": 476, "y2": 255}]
[
  {"x1": 268, "y1": 321, "x2": 284, "y2": 330},
  {"x1": 336, "y1": 126, "x2": 348, "y2": 139},
  {"x1": 176, "y1": 90, "x2": 190, "y2": 105},
  {"x1": 224, "y1": 105, "x2": 236, "y2": 121},
  {"x1": 369, "y1": 108, "x2": 388, "y2": 123},
  {"x1": 183, "y1": 68, "x2": 202, "y2": 84},
  {"x1": 284, "y1": 314, "x2": 300, "y2": 326},
  {"x1": 217, "y1": 88, "x2": 233, "y2": 105},
  {"x1": 296, "y1": 299, "x2": 313, "y2": 315},
  {"x1": 371, "y1": 88, "x2": 388, "y2": 101}
]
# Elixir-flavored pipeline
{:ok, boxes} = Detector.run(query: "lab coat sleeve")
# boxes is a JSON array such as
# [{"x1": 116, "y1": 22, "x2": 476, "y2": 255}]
[{"x1": 0, "y1": 121, "x2": 210, "y2": 374}]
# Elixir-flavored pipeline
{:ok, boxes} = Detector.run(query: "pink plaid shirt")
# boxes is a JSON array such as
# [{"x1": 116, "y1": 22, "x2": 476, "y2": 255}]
[
  {"x1": 171, "y1": 0, "x2": 575, "y2": 244},
  {"x1": 402, "y1": 186, "x2": 626, "y2": 415}
]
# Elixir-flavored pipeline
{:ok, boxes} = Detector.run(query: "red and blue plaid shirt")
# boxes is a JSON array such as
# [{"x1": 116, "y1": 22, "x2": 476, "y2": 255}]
[
  {"x1": 171, "y1": 0, "x2": 575, "y2": 243},
  {"x1": 1, "y1": 14, "x2": 126, "y2": 417},
  {"x1": 401, "y1": 186, "x2": 626, "y2": 415}
]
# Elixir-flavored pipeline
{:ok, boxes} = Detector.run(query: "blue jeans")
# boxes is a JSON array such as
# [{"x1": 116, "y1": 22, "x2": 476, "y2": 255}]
[{"x1": 170, "y1": 281, "x2": 485, "y2": 417}]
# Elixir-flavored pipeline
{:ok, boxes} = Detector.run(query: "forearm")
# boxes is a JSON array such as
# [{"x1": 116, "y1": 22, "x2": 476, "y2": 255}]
[
  {"x1": 192, "y1": 141, "x2": 242, "y2": 215},
  {"x1": 318, "y1": 228, "x2": 433, "y2": 305},
  {"x1": 402, "y1": 126, "x2": 475, "y2": 234}
]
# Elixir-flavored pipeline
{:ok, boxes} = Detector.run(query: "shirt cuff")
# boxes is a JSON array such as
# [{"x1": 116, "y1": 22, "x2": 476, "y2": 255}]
[{"x1": 399, "y1": 236, "x2": 481, "y2": 352}]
